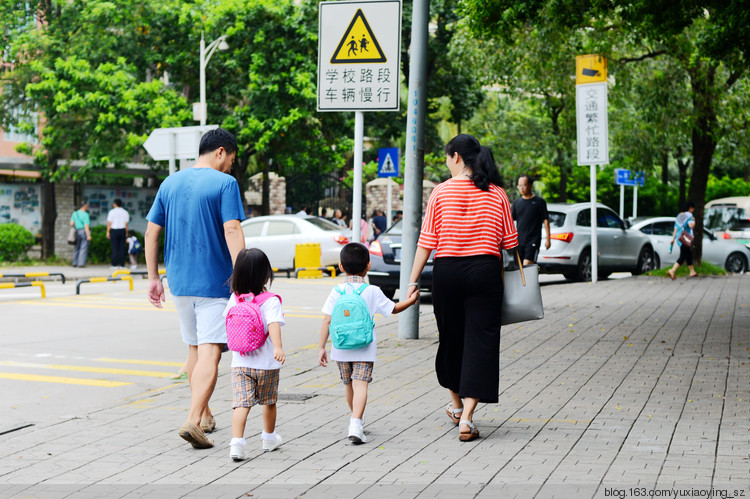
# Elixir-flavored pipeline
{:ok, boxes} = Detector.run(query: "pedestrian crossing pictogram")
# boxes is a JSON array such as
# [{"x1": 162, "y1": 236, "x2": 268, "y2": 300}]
[
  {"x1": 381, "y1": 153, "x2": 396, "y2": 173},
  {"x1": 330, "y1": 9, "x2": 387, "y2": 64}
]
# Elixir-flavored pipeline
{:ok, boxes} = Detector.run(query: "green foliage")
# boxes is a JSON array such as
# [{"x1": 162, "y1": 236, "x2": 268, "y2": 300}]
[
  {"x1": 0, "y1": 224, "x2": 36, "y2": 262},
  {"x1": 706, "y1": 175, "x2": 750, "y2": 201},
  {"x1": 648, "y1": 261, "x2": 726, "y2": 278},
  {"x1": 85, "y1": 227, "x2": 159, "y2": 265}
]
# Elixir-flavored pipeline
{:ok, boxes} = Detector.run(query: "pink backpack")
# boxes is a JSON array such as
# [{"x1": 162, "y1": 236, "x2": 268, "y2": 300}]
[{"x1": 225, "y1": 292, "x2": 281, "y2": 356}]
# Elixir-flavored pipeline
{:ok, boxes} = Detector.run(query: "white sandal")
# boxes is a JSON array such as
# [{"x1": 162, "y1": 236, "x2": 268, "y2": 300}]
[
  {"x1": 458, "y1": 419, "x2": 479, "y2": 442},
  {"x1": 445, "y1": 404, "x2": 463, "y2": 425}
]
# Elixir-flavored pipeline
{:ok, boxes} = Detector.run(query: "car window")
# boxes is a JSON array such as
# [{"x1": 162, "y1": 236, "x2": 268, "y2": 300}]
[
  {"x1": 576, "y1": 209, "x2": 591, "y2": 227},
  {"x1": 242, "y1": 221, "x2": 264, "y2": 237},
  {"x1": 267, "y1": 221, "x2": 299, "y2": 236},
  {"x1": 597, "y1": 209, "x2": 624, "y2": 229},
  {"x1": 639, "y1": 224, "x2": 653, "y2": 235},
  {"x1": 385, "y1": 219, "x2": 403, "y2": 235},
  {"x1": 305, "y1": 217, "x2": 341, "y2": 231},
  {"x1": 652, "y1": 222, "x2": 674, "y2": 236},
  {"x1": 548, "y1": 212, "x2": 566, "y2": 228},
  {"x1": 730, "y1": 220, "x2": 750, "y2": 230}
]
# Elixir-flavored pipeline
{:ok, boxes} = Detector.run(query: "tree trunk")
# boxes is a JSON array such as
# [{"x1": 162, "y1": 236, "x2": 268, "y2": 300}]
[
  {"x1": 550, "y1": 104, "x2": 567, "y2": 202},
  {"x1": 661, "y1": 151, "x2": 669, "y2": 185},
  {"x1": 40, "y1": 176, "x2": 57, "y2": 259},
  {"x1": 677, "y1": 154, "x2": 689, "y2": 208},
  {"x1": 261, "y1": 157, "x2": 271, "y2": 216},
  {"x1": 686, "y1": 63, "x2": 718, "y2": 265},
  {"x1": 233, "y1": 153, "x2": 249, "y2": 215}
]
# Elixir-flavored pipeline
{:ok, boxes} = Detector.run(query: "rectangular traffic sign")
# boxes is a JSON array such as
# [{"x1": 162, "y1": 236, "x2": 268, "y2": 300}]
[
  {"x1": 378, "y1": 147, "x2": 399, "y2": 177},
  {"x1": 318, "y1": 1, "x2": 401, "y2": 112},
  {"x1": 143, "y1": 125, "x2": 218, "y2": 161},
  {"x1": 576, "y1": 82, "x2": 609, "y2": 166},
  {"x1": 615, "y1": 168, "x2": 644, "y2": 186}
]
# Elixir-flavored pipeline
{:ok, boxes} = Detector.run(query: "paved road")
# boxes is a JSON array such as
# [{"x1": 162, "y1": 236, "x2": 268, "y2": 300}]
[{"x1": 0, "y1": 269, "x2": 747, "y2": 498}]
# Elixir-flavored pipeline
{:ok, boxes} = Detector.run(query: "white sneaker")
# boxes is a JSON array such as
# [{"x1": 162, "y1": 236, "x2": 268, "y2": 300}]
[
  {"x1": 262, "y1": 434, "x2": 283, "y2": 452},
  {"x1": 348, "y1": 421, "x2": 367, "y2": 444},
  {"x1": 230, "y1": 444, "x2": 248, "y2": 461},
  {"x1": 130, "y1": 265, "x2": 137, "y2": 271}
]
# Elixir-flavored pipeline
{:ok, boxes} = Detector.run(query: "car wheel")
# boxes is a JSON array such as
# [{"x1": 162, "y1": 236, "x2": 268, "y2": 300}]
[
  {"x1": 381, "y1": 287, "x2": 396, "y2": 300},
  {"x1": 725, "y1": 252, "x2": 748, "y2": 273},
  {"x1": 654, "y1": 253, "x2": 661, "y2": 269},
  {"x1": 576, "y1": 248, "x2": 592, "y2": 282},
  {"x1": 633, "y1": 246, "x2": 656, "y2": 275}
]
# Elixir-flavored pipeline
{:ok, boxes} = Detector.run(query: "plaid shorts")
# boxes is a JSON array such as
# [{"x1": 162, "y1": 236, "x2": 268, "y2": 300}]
[
  {"x1": 336, "y1": 361, "x2": 374, "y2": 385},
  {"x1": 231, "y1": 367, "x2": 280, "y2": 408}
]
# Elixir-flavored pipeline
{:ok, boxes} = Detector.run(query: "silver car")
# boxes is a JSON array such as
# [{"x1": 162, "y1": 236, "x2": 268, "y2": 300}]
[
  {"x1": 630, "y1": 217, "x2": 750, "y2": 273},
  {"x1": 537, "y1": 203, "x2": 657, "y2": 281}
]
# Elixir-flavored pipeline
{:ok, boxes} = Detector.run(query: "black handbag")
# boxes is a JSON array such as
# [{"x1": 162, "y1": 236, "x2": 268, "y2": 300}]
[{"x1": 501, "y1": 250, "x2": 544, "y2": 325}]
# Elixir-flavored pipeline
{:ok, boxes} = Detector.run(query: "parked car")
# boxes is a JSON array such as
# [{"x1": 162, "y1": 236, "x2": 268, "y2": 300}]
[
  {"x1": 630, "y1": 217, "x2": 750, "y2": 273},
  {"x1": 724, "y1": 219, "x2": 750, "y2": 250},
  {"x1": 367, "y1": 219, "x2": 434, "y2": 299},
  {"x1": 241, "y1": 215, "x2": 349, "y2": 270},
  {"x1": 704, "y1": 197, "x2": 750, "y2": 249},
  {"x1": 537, "y1": 203, "x2": 657, "y2": 281}
]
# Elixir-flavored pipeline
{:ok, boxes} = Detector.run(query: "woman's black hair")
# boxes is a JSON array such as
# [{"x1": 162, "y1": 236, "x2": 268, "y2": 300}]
[
  {"x1": 230, "y1": 248, "x2": 274, "y2": 296},
  {"x1": 444, "y1": 134, "x2": 503, "y2": 191},
  {"x1": 680, "y1": 200, "x2": 696, "y2": 212}
]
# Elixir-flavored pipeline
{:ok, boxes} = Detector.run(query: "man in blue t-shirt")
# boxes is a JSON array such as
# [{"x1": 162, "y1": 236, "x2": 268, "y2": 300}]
[{"x1": 145, "y1": 128, "x2": 246, "y2": 449}]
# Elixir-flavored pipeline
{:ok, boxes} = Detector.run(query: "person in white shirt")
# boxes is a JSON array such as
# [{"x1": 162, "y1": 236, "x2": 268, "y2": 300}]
[{"x1": 106, "y1": 198, "x2": 129, "y2": 268}]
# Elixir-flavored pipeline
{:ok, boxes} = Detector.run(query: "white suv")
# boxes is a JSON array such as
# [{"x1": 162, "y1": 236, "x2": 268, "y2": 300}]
[{"x1": 536, "y1": 203, "x2": 657, "y2": 281}]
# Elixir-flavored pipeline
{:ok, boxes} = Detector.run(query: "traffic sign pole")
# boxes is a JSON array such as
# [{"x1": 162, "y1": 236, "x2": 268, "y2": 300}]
[
  {"x1": 620, "y1": 184, "x2": 625, "y2": 220},
  {"x1": 352, "y1": 111, "x2": 364, "y2": 244},
  {"x1": 386, "y1": 177, "x2": 392, "y2": 227}
]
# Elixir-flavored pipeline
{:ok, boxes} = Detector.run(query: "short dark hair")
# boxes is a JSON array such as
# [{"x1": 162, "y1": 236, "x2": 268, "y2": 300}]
[
  {"x1": 230, "y1": 248, "x2": 274, "y2": 296},
  {"x1": 339, "y1": 242, "x2": 369, "y2": 275},
  {"x1": 518, "y1": 175, "x2": 534, "y2": 186},
  {"x1": 113, "y1": 198, "x2": 122, "y2": 207},
  {"x1": 199, "y1": 128, "x2": 238, "y2": 157},
  {"x1": 681, "y1": 200, "x2": 696, "y2": 212}
]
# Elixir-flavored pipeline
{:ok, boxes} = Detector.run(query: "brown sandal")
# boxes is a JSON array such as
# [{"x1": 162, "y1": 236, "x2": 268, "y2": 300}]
[
  {"x1": 458, "y1": 420, "x2": 479, "y2": 442},
  {"x1": 445, "y1": 404, "x2": 463, "y2": 425}
]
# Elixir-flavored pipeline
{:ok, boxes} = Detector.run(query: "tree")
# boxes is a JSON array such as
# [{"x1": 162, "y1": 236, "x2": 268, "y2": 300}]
[
  {"x1": 458, "y1": 0, "x2": 749, "y2": 262},
  {"x1": 1, "y1": 0, "x2": 192, "y2": 258}
]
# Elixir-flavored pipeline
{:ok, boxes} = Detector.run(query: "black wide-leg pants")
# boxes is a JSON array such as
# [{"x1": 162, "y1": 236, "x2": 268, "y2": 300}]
[{"x1": 431, "y1": 255, "x2": 503, "y2": 403}]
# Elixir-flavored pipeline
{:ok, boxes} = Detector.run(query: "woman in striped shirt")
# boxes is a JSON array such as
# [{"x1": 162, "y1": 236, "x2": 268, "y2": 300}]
[{"x1": 407, "y1": 134, "x2": 518, "y2": 442}]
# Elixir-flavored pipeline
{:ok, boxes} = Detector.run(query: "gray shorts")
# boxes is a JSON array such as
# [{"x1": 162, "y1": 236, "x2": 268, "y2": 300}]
[{"x1": 172, "y1": 296, "x2": 228, "y2": 345}]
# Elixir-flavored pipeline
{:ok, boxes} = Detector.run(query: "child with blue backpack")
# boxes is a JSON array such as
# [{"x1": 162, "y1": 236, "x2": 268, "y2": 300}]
[
  {"x1": 318, "y1": 242, "x2": 419, "y2": 443},
  {"x1": 223, "y1": 248, "x2": 285, "y2": 461}
]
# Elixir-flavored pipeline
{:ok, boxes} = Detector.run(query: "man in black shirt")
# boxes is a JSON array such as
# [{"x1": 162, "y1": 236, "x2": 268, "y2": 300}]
[{"x1": 511, "y1": 175, "x2": 551, "y2": 265}]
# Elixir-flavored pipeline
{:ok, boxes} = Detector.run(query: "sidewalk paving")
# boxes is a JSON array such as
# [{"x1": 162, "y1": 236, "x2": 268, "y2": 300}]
[{"x1": 0, "y1": 273, "x2": 748, "y2": 498}]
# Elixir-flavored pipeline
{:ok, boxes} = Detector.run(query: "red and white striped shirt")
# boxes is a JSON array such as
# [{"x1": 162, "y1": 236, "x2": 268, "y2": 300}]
[{"x1": 418, "y1": 178, "x2": 518, "y2": 258}]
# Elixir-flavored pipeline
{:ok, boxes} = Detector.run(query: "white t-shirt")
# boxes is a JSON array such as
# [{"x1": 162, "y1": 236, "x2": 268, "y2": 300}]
[
  {"x1": 321, "y1": 283, "x2": 395, "y2": 362},
  {"x1": 107, "y1": 207, "x2": 129, "y2": 229},
  {"x1": 223, "y1": 293, "x2": 286, "y2": 370}
]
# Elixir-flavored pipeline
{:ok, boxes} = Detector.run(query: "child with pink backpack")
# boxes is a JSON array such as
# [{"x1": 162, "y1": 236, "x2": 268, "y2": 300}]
[{"x1": 223, "y1": 248, "x2": 285, "y2": 461}]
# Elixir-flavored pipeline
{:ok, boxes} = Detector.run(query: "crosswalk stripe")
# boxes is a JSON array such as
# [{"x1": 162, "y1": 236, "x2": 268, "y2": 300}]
[
  {"x1": 0, "y1": 361, "x2": 175, "y2": 378},
  {"x1": 0, "y1": 372, "x2": 132, "y2": 387}
]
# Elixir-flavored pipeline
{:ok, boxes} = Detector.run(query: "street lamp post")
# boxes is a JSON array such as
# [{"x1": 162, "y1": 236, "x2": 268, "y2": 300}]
[{"x1": 198, "y1": 31, "x2": 229, "y2": 126}]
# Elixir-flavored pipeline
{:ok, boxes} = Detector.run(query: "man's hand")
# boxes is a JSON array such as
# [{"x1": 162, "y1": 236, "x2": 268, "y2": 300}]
[
  {"x1": 545, "y1": 238, "x2": 551, "y2": 250},
  {"x1": 148, "y1": 278, "x2": 165, "y2": 308}
]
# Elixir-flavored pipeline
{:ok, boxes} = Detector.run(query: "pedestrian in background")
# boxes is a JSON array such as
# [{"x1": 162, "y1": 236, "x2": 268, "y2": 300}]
[
  {"x1": 70, "y1": 200, "x2": 91, "y2": 268},
  {"x1": 224, "y1": 248, "x2": 285, "y2": 460},
  {"x1": 106, "y1": 198, "x2": 129, "y2": 269},
  {"x1": 407, "y1": 134, "x2": 518, "y2": 442},
  {"x1": 511, "y1": 175, "x2": 550, "y2": 265},
  {"x1": 145, "y1": 128, "x2": 246, "y2": 450},
  {"x1": 332, "y1": 209, "x2": 347, "y2": 227},
  {"x1": 126, "y1": 230, "x2": 141, "y2": 270},
  {"x1": 667, "y1": 200, "x2": 698, "y2": 280},
  {"x1": 371, "y1": 209, "x2": 386, "y2": 240}
]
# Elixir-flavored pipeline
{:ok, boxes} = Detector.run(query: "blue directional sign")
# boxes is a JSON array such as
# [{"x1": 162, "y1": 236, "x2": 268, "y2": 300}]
[
  {"x1": 378, "y1": 147, "x2": 399, "y2": 177},
  {"x1": 615, "y1": 168, "x2": 644, "y2": 187}
]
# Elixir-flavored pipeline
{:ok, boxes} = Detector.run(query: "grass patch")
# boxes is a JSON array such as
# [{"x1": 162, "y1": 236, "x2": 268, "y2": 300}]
[
  {"x1": 648, "y1": 261, "x2": 726, "y2": 278},
  {"x1": 0, "y1": 255, "x2": 69, "y2": 268}
]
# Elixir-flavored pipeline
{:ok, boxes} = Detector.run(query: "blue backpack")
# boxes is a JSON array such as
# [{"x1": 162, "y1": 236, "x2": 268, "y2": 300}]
[{"x1": 329, "y1": 283, "x2": 374, "y2": 350}]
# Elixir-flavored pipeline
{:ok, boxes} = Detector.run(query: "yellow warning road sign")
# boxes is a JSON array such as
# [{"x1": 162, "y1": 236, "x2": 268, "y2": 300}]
[
  {"x1": 331, "y1": 8, "x2": 386, "y2": 64},
  {"x1": 576, "y1": 54, "x2": 607, "y2": 84}
]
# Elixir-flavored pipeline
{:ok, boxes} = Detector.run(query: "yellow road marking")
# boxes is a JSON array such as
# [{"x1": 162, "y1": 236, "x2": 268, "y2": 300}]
[
  {"x1": 0, "y1": 372, "x2": 131, "y2": 387},
  {"x1": 3, "y1": 300, "x2": 174, "y2": 311},
  {"x1": 95, "y1": 358, "x2": 184, "y2": 367},
  {"x1": 506, "y1": 417, "x2": 591, "y2": 425},
  {"x1": 0, "y1": 361, "x2": 174, "y2": 378}
]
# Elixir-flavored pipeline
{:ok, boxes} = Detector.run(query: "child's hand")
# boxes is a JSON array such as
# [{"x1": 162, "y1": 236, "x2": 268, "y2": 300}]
[
  {"x1": 273, "y1": 347, "x2": 285, "y2": 365},
  {"x1": 405, "y1": 289, "x2": 420, "y2": 306},
  {"x1": 318, "y1": 348, "x2": 328, "y2": 367}
]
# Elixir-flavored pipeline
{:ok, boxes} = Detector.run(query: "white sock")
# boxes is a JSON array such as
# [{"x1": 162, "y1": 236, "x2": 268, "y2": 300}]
[
  {"x1": 261, "y1": 431, "x2": 277, "y2": 441},
  {"x1": 350, "y1": 418, "x2": 362, "y2": 425},
  {"x1": 230, "y1": 438, "x2": 246, "y2": 446}
]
